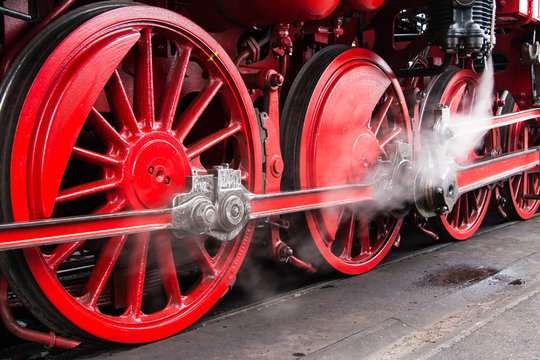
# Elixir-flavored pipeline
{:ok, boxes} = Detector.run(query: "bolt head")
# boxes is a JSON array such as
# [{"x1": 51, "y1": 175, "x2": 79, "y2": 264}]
[
  {"x1": 231, "y1": 204, "x2": 241, "y2": 217},
  {"x1": 271, "y1": 157, "x2": 284, "y2": 177},
  {"x1": 438, "y1": 206, "x2": 449, "y2": 215},
  {"x1": 194, "y1": 202, "x2": 217, "y2": 228}
]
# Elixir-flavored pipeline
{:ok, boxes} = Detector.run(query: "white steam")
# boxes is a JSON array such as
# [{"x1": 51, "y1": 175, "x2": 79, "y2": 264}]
[
  {"x1": 372, "y1": 57, "x2": 496, "y2": 215},
  {"x1": 445, "y1": 57, "x2": 495, "y2": 162}
]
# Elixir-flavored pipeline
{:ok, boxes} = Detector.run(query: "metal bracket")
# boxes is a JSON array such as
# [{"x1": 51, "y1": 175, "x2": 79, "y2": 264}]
[{"x1": 171, "y1": 165, "x2": 252, "y2": 242}]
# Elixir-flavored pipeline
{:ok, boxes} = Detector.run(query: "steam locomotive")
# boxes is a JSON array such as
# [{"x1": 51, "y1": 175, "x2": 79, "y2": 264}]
[{"x1": 0, "y1": 0, "x2": 538, "y2": 346}]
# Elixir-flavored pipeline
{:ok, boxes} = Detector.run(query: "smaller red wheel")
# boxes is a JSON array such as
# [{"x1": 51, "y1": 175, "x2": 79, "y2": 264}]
[
  {"x1": 421, "y1": 68, "x2": 493, "y2": 240},
  {"x1": 281, "y1": 46, "x2": 412, "y2": 275},
  {"x1": 501, "y1": 94, "x2": 540, "y2": 219}
]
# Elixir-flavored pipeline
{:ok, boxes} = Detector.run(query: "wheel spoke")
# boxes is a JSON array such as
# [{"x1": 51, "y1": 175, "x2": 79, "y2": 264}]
[
  {"x1": 451, "y1": 197, "x2": 461, "y2": 227},
  {"x1": 72, "y1": 146, "x2": 122, "y2": 168},
  {"x1": 105, "y1": 71, "x2": 140, "y2": 136},
  {"x1": 45, "y1": 241, "x2": 84, "y2": 273},
  {"x1": 186, "y1": 123, "x2": 241, "y2": 159},
  {"x1": 320, "y1": 207, "x2": 345, "y2": 247},
  {"x1": 134, "y1": 28, "x2": 155, "y2": 129},
  {"x1": 154, "y1": 231, "x2": 182, "y2": 306},
  {"x1": 448, "y1": 83, "x2": 468, "y2": 115},
  {"x1": 357, "y1": 216, "x2": 371, "y2": 256},
  {"x1": 174, "y1": 80, "x2": 223, "y2": 142},
  {"x1": 125, "y1": 232, "x2": 150, "y2": 317},
  {"x1": 513, "y1": 175, "x2": 522, "y2": 198},
  {"x1": 370, "y1": 94, "x2": 393, "y2": 137},
  {"x1": 466, "y1": 87, "x2": 477, "y2": 115},
  {"x1": 523, "y1": 123, "x2": 529, "y2": 149},
  {"x1": 378, "y1": 127, "x2": 402, "y2": 155},
  {"x1": 462, "y1": 192, "x2": 470, "y2": 222},
  {"x1": 469, "y1": 191, "x2": 479, "y2": 212},
  {"x1": 95, "y1": 197, "x2": 128, "y2": 214},
  {"x1": 523, "y1": 171, "x2": 529, "y2": 201},
  {"x1": 339, "y1": 211, "x2": 356, "y2": 259},
  {"x1": 81, "y1": 236, "x2": 127, "y2": 308},
  {"x1": 156, "y1": 46, "x2": 192, "y2": 130},
  {"x1": 184, "y1": 237, "x2": 217, "y2": 277},
  {"x1": 55, "y1": 179, "x2": 121, "y2": 203}
]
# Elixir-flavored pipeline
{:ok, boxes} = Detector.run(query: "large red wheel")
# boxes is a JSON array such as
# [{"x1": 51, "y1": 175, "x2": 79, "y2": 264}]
[
  {"x1": 501, "y1": 95, "x2": 540, "y2": 219},
  {"x1": 421, "y1": 68, "x2": 492, "y2": 240},
  {"x1": 0, "y1": 4, "x2": 262, "y2": 343},
  {"x1": 281, "y1": 47, "x2": 412, "y2": 275}
]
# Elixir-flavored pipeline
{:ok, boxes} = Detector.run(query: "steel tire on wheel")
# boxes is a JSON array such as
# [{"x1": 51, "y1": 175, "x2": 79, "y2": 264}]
[
  {"x1": 421, "y1": 67, "x2": 492, "y2": 240},
  {"x1": 0, "y1": 3, "x2": 262, "y2": 343},
  {"x1": 281, "y1": 46, "x2": 412, "y2": 275}
]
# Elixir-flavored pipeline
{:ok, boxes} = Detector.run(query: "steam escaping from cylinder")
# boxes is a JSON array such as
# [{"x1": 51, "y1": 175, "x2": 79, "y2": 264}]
[
  {"x1": 412, "y1": 56, "x2": 495, "y2": 217},
  {"x1": 445, "y1": 57, "x2": 495, "y2": 162},
  {"x1": 371, "y1": 57, "x2": 495, "y2": 218}
]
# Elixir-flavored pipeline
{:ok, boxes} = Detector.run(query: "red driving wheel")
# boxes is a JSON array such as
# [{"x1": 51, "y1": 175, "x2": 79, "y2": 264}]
[
  {"x1": 422, "y1": 68, "x2": 492, "y2": 240},
  {"x1": 281, "y1": 47, "x2": 412, "y2": 275},
  {"x1": 0, "y1": 4, "x2": 262, "y2": 343},
  {"x1": 501, "y1": 95, "x2": 540, "y2": 219}
]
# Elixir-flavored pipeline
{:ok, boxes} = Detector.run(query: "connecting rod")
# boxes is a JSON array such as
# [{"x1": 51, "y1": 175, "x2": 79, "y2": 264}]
[{"x1": 0, "y1": 167, "x2": 377, "y2": 250}]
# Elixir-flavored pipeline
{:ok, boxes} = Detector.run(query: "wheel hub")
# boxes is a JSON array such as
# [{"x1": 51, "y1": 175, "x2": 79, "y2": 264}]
[
  {"x1": 352, "y1": 132, "x2": 381, "y2": 182},
  {"x1": 128, "y1": 134, "x2": 191, "y2": 208}
]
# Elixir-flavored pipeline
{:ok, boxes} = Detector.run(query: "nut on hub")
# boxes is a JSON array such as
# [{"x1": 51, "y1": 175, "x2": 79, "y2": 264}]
[
  {"x1": 218, "y1": 194, "x2": 249, "y2": 231},
  {"x1": 414, "y1": 162, "x2": 459, "y2": 218}
]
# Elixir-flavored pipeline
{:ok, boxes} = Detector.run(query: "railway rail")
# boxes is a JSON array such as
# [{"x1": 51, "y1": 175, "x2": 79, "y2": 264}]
[{"x1": 0, "y1": 0, "x2": 539, "y2": 349}]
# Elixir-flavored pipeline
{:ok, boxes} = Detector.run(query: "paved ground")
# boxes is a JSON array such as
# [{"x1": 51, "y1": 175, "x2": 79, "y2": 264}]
[{"x1": 84, "y1": 215, "x2": 540, "y2": 360}]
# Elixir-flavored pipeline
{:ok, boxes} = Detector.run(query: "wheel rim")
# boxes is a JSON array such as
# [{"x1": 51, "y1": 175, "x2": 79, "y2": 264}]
[
  {"x1": 7, "y1": 6, "x2": 261, "y2": 343},
  {"x1": 504, "y1": 100, "x2": 540, "y2": 219},
  {"x1": 283, "y1": 48, "x2": 411, "y2": 275},
  {"x1": 423, "y1": 69, "x2": 492, "y2": 240}
]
